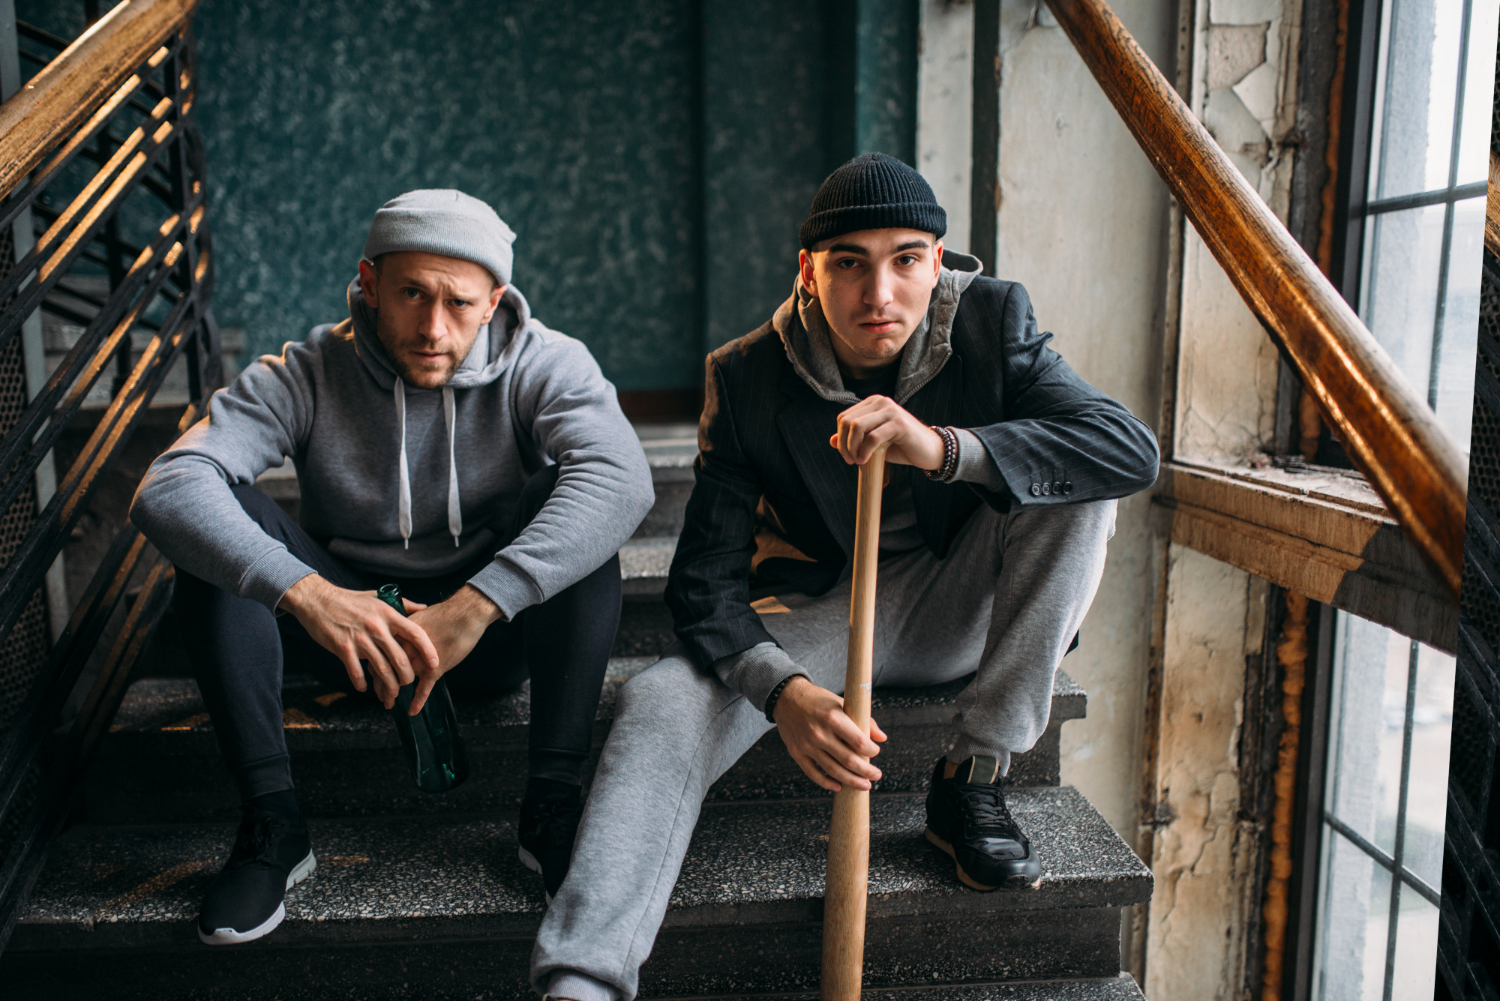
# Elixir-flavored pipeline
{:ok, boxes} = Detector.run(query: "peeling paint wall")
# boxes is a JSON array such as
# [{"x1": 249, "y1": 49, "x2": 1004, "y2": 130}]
[
  {"x1": 1175, "y1": 0, "x2": 1305, "y2": 462},
  {"x1": 1147, "y1": 1, "x2": 1309, "y2": 997},
  {"x1": 986, "y1": 0, "x2": 1173, "y2": 847},
  {"x1": 1147, "y1": 544, "x2": 1269, "y2": 999}
]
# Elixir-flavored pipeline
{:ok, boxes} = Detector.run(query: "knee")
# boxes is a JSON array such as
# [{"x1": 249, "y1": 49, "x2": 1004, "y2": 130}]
[
  {"x1": 1048, "y1": 498, "x2": 1117, "y2": 542},
  {"x1": 615, "y1": 656, "x2": 723, "y2": 745},
  {"x1": 228, "y1": 483, "x2": 295, "y2": 535}
]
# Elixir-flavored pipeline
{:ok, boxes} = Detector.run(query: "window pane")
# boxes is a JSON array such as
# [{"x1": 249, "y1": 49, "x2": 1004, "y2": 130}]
[
  {"x1": 1361, "y1": 203, "x2": 1445, "y2": 402},
  {"x1": 1371, "y1": 0, "x2": 1465, "y2": 199},
  {"x1": 1388, "y1": 883, "x2": 1440, "y2": 1001},
  {"x1": 1403, "y1": 644, "x2": 1456, "y2": 890},
  {"x1": 1433, "y1": 197, "x2": 1485, "y2": 453},
  {"x1": 1455, "y1": 0, "x2": 1500, "y2": 186},
  {"x1": 1326, "y1": 615, "x2": 1411, "y2": 854},
  {"x1": 1315, "y1": 829, "x2": 1393, "y2": 1001}
]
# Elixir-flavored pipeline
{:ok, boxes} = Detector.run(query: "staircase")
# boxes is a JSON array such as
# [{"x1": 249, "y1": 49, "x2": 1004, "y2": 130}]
[{"x1": 0, "y1": 422, "x2": 1151, "y2": 999}]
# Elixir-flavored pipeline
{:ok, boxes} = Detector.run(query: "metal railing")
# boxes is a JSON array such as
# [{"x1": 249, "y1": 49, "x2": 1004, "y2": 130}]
[
  {"x1": 1046, "y1": 0, "x2": 1469, "y2": 599},
  {"x1": 0, "y1": 0, "x2": 214, "y2": 950}
]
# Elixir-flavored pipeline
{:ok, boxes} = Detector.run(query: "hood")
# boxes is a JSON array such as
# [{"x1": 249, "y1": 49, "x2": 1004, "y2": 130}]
[
  {"x1": 345, "y1": 275, "x2": 533, "y2": 392},
  {"x1": 775, "y1": 249, "x2": 983, "y2": 405}
]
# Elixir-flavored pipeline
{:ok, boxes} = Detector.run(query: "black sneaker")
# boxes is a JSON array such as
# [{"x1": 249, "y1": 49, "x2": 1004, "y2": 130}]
[
  {"x1": 517, "y1": 779, "x2": 584, "y2": 901},
  {"x1": 197, "y1": 808, "x2": 315, "y2": 945},
  {"x1": 924, "y1": 755, "x2": 1041, "y2": 891}
]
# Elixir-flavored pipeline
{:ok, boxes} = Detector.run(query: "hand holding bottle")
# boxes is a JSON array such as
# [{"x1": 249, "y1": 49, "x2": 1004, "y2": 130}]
[
  {"x1": 279, "y1": 574, "x2": 439, "y2": 709},
  {"x1": 400, "y1": 584, "x2": 504, "y2": 715}
]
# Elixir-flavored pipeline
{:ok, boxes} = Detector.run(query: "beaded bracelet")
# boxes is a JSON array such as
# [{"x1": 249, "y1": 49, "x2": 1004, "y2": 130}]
[
  {"x1": 924, "y1": 425, "x2": 958, "y2": 482},
  {"x1": 763, "y1": 674, "x2": 800, "y2": 723}
]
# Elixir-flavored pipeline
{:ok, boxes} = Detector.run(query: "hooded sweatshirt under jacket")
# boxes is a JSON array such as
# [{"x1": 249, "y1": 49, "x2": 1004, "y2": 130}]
[{"x1": 131, "y1": 278, "x2": 655, "y2": 620}]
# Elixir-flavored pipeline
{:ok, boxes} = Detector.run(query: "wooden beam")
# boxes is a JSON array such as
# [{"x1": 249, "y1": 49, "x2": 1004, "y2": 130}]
[
  {"x1": 1046, "y1": 0, "x2": 1466, "y2": 600},
  {"x1": 0, "y1": 0, "x2": 195, "y2": 201},
  {"x1": 1157, "y1": 462, "x2": 1456, "y2": 652}
]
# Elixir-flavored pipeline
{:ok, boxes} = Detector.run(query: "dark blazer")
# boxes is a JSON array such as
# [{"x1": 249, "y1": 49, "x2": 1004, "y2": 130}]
[{"x1": 665, "y1": 276, "x2": 1160, "y2": 668}]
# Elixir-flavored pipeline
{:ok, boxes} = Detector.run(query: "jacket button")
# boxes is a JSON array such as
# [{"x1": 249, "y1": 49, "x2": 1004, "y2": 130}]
[
  {"x1": 1041, "y1": 482, "x2": 1051, "y2": 495},
  {"x1": 1053, "y1": 481, "x2": 1063, "y2": 494},
  {"x1": 1063, "y1": 481, "x2": 1073, "y2": 494},
  {"x1": 1030, "y1": 483, "x2": 1041, "y2": 496}
]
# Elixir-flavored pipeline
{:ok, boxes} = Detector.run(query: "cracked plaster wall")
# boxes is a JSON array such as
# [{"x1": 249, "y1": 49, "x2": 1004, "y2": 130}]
[
  {"x1": 1176, "y1": 0, "x2": 1304, "y2": 462},
  {"x1": 1147, "y1": 544, "x2": 1269, "y2": 1000},
  {"x1": 982, "y1": 1, "x2": 1172, "y2": 850}
]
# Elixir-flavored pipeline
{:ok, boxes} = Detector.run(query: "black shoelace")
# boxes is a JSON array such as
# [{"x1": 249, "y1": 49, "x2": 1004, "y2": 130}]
[
  {"x1": 521, "y1": 797, "x2": 579, "y2": 847},
  {"x1": 228, "y1": 814, "x2": 290, "y2": 870},
  {"x1": 960, "y1": 783, "x2": 1022, "y2": 840}
]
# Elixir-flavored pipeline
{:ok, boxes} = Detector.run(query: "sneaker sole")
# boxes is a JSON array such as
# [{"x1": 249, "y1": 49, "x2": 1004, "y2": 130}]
[
  {"x1": 198, "y1": 851, "x2": 317, "y2": 946},
  {"x1": 517, "y1": 845, "x2": 553, "y2": 905},
  {"x1": 924, "y1": 827, "x2": 1041, "y2": 891}
]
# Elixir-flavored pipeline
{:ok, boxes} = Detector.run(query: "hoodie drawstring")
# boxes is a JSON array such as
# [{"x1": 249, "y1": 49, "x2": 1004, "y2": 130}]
[
  {"x1": 394, "y1": 378, "x2": 412, "y2": 549},
  {"x1": 393, "y1": 378, "x2": 462, "y2": 550},
  {"x1": 442, "y1": 385, "x2": 462, "y2": 546}
]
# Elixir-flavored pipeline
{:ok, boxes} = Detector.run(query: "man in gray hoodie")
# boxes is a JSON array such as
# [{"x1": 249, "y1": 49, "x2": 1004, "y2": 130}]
[
  {"x1": 130, "y1": 189, "x2": 654, "y2": 946},
  {"x1": 530, "y1": 154, "x2": 1159, "y2": 1001}
]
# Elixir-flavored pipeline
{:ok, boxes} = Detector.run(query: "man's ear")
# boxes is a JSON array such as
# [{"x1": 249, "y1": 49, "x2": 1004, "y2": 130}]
[
  {"x1": 483, "y1": 284, "x2": 505, "y2": 324},
  {"x1": 357, "y1": 259, "x2": 381, "y2": 308},
  {"x1": 931, "y1": 239, "x2": 944, "y2": 284},
  {"x1": 798, "y1": 248, "x2": 817, "y2": 297}
]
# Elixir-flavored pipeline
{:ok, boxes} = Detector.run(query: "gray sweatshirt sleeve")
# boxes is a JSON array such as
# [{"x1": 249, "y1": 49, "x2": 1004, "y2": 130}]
[
  {"x1": 951, "y1": 427, "x2": 1010, "y2": 491},
  {"x1": 130, "y1": 344, "x2": 319, "y2": 611},
  {"x1": 712, "y1": 641, "x2": 806, "y2": 715},
  {"x1": 465, "y1": 331, "x2": 655, "y2": 621}
]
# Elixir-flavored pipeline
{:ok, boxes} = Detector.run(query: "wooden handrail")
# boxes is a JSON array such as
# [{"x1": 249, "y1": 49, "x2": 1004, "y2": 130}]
[
  {"x1": 1047, "y1": 0, "x2": 1468, "y2": 598},
  {"x1": 0, "y1": 0, "x2": 195, "y2": 202},
  {"x1": 1486, "y1": 151, "x2": 1500, "y2": 259}
]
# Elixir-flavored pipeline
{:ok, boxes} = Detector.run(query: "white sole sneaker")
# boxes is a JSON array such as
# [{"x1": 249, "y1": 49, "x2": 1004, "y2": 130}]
[
  {"x1": 198, "y1": 851, "x2": 316, "y2": 945},
  {"x1": 517, "y1": 845, "x2": 553, "y2": 904}
]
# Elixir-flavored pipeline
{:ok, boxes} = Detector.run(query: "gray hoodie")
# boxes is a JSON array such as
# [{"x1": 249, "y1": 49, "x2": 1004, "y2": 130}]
[{"x1": 131, "y1": 278, "x2": 655, "y2": 621}]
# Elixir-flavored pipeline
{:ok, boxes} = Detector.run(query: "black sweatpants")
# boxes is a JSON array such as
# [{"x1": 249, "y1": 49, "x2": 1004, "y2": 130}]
[{"x1": 173, "y1": 465, "x2": 622, "y2": 802}]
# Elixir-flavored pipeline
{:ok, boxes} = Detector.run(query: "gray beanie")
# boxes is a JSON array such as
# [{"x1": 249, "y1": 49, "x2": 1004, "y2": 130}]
[{"x1": 362, "y1": 189, "x2": 516, "y2": 285}]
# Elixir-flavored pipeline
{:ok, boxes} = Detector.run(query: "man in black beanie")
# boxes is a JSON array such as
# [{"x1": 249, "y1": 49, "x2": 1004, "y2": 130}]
[{"x1": 530, "y1": 153, "x2": 1159, "y2": 1001}]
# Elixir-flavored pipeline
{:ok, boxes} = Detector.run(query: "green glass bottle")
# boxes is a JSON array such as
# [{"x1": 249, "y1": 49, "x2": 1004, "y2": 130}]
[{"x1": 376, "y1": 583, "x2": 470, "y2": 793}]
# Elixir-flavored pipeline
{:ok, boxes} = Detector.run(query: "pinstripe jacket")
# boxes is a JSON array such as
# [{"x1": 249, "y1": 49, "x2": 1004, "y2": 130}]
[{"x1": 665, "y1": 274, "x2": 1160, "y2": 669}]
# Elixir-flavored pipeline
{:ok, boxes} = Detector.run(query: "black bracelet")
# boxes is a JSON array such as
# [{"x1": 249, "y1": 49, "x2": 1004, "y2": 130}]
[
  {"x1": 763, "y1": 675, "x2": 800, "y2": 723},
  {"x1": 924, "y1": 425, "x2": 958, "y2": 482}
]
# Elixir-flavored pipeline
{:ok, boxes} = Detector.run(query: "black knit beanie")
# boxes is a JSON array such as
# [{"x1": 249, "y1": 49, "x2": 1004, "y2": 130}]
[{"x1": 799, "y1": 153, "x2": 947, "y2": 250}]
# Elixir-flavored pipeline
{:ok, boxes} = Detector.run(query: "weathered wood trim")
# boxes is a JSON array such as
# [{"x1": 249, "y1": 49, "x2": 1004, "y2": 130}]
[
  {"x1": 1047, "y1": 0, "x2": 1466, "y2": 599},
  {"x1": 0, "y1": 0, "x2": 196, "y2": 201},
  {"x1": 1157, "y1": 461, "x2": 1457, "y2": 652}
]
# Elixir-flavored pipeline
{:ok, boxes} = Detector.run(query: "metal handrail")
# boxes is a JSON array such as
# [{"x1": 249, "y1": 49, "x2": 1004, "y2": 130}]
[
  {"x1": 0, "y1": 1, "x2": 214, "y2": 953},
  {"x1": 1047, "y1": 0, "x2": 1468, "y2": 598}
]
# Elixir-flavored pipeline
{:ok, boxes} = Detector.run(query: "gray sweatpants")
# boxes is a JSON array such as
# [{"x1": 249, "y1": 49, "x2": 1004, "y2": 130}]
[{"x1": 530, "y1": 499, "x2": 1116, "y2": 1000}]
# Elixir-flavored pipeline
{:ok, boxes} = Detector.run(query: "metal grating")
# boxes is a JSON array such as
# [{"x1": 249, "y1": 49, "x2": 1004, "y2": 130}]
[
  {"x1": 1435, "y1": 28, "x2": 1500, "y2": 998},
  {"x1": 0, "y1": 222, "x2": 50, "y2": 733}
]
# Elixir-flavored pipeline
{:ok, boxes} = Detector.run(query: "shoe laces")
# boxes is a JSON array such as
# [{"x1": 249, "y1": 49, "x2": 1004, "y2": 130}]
[
  {"x1": 959, "y1": 782, "x2": 1022, "y2": 840},
  {"x1": 228, "y1": 813, "x2": 289, "y2": 870},
  {"x1": 521, "y1": 796, "x2": 579, "y2": 847}
]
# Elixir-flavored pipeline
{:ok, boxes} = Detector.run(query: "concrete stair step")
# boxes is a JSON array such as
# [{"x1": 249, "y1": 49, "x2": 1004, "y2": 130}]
[
  {"x1": 85, "y1": 662, "x2": 1086, "y2": 823},
  {"x1": 7, "y1": 787, "x2": 1150, "y2": 996}
]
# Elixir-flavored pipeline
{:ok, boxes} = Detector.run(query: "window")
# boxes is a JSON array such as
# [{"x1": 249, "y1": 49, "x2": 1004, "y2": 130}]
[
  {"x1": 1306, "y1": 2, "x2": 1494, "y2": 998},
  {"x1": 1352, "y1": 0, "x2": 1495, "y2": 452},
  {"x1": 1312, "y1": 619, "x2": 1454, "y2": 1000}
]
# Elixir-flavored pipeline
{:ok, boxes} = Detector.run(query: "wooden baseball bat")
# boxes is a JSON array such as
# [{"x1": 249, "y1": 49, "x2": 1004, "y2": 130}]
[{"x1": 821, "y1": 442, "x2": 888, "y2": 1001}]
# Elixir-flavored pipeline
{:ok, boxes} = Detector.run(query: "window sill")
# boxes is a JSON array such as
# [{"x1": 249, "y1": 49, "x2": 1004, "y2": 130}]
[{"x1": 1155, "y1": 458, "x2": 1456, "y2": 652}]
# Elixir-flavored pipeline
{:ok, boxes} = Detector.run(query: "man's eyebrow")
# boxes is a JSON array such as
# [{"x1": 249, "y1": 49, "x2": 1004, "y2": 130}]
[
  {"x1": 826, "y1": 242, "x2": 869, "y2": 255},
  {"x1": 894, "y1": 239, "x2": 931, "y2": 252}
]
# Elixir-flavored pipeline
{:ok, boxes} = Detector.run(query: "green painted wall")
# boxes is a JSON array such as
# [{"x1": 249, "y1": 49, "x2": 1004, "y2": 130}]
[{"x1": 21, "y1": 0, "x2": 916, "y2": 390}]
